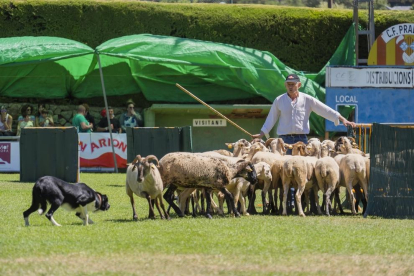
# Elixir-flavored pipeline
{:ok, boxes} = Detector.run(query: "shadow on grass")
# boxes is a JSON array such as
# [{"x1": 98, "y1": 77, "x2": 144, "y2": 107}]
[
  {"x1": 107, "y1": 184, "x2": 124, "y2": 187},
  {"x1": 106, "y1": 217, "x2": 171, "y2": 223}
]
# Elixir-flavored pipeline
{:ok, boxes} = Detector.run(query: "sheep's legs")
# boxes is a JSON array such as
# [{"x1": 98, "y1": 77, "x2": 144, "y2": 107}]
[
  {"x1": 205, "y1": 189, "x2": 213, "y2": 219},
  {"x1": 200, "y1": 189, "x2": 206, "y2": 215},
  {"x1": 143, "y1": 192, "x2": 156, "y2": 219},
  {"x1": 313, "y1": 186, "x2": 322, "y2": 215},
  {"x1": 164, "y1": 185, "x2": 184, "y2": 218},
  {"x1": 333, "y1": 187, "x2": 344, "y2": 214},
  {"x1": 221, "y1": 187, "x2": 240, "y2": 217},
  {"x1": 127, "y1": 185, "x2": 138, "y2": 221},
  {"x1": 156, "y1": 195, "x2": 170, "y2": 220},
  {"x1": 346, "y1": 181, "x2": 357, "y2": 215},
  {"x1": 282, "y1": 181, "x2": 290, "y2": 216},
  {"x1": 262, "y1": 180, "x2": 273, "y2": 215},
  {"x1": 325, "y1": 186, "x2": 334, "y2": 216},
  {"x1": 247, "y1": 185, "x2": 257, "y2": 215},
  {"x1": 179, "y1": 188, "x2": 196, "y2": 215},
  {"x1": 359, "y1": 178, "x2": 369, "y2": 217},
  {"x1": 295, "y1": 184, "x2": 306, "y2": 217}
]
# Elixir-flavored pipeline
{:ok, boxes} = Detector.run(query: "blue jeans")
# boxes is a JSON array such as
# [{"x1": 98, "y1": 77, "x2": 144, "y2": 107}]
[
  {"x1": 278, "y1": 134, "x2": 308, "y2": 210},
  {"x1": 278, "y1": 134, "x2": 308, "y2": 155}
]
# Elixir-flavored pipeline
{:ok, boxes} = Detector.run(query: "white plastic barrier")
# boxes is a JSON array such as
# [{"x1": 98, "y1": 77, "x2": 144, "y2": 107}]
[
  {"x1": 0, "y1": 139, "x2": 20, "y2": 172},
  {"x1": 78, "y1": 133, "x2": 127, "y2": 171}
]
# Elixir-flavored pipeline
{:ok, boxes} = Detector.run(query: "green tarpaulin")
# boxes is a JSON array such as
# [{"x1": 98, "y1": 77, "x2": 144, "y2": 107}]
[
  {"x1": 0, "y1": 25, "x2": 355, "y2": 135},
  {"x1": 0, "y1": 36, "x2": 94, "y2": 98}
]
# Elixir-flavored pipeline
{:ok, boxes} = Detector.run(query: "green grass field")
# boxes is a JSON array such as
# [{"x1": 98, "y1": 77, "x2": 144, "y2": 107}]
[{"x1": 1, "y1": 173, "x2": 413, "y2": 275}]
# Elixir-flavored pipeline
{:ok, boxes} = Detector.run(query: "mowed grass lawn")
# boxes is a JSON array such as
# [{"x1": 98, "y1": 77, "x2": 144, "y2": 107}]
[{"x1": 1, "y1": 173, "x2": 413, "y2": 275}]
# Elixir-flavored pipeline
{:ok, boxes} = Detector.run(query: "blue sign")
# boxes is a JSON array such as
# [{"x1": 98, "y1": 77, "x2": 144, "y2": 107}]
[{"x1": 325, "y1": 87, "x2": 414, "y2": 132}]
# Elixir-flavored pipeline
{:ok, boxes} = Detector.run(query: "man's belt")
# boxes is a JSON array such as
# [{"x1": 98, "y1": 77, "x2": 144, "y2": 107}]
[{"x1": 279, "y1": 134, "x2": 307, "y2": 137}]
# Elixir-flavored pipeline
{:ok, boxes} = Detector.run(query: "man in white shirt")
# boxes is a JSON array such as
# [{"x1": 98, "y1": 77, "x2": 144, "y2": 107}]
[
  {"x1": 252, "y1": 73, "x2": 356, "y2": 146},
  {"x1": 252, "y1": 74, "x2": 356, "y2": 213}
]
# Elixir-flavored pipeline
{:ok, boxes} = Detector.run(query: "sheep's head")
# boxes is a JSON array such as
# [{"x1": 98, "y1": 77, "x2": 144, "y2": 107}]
[
  {"x1": 306, "y1": 139, "x2": 321, "y2": 158},
  {"x1": 265, "y1": 138, "x2": 286, "y2": 155},
  {"x1": 291, "y1": 141, "x2": 306, "y2": 156},
  {"x1": 132, "y1": 155, "x2": 159, "y2": 183},
  {"x1": 235, "y1": 161, "x2": 257, "y2": 185},
  {"x1": 334, "y1": 136, "x2": 346, "y2": 152},
  {"x1": 320, "y1": 144, "x2": 329, "y2": 158},
  {"x1": 227, "y1": 139, "x2": 251, "y2": 157},
  {"x1": 348, "y1": 137, "x2": 359, "y2": 149},
  {"x1": 260, "y1": 163, "x2": 272, "y2": 181},
  {"x1": 250, "y1": 138, "x2": 266, "y2": 145},
  {"x1": 335, "y1": 137, "x2": 353, "y2": 154}
]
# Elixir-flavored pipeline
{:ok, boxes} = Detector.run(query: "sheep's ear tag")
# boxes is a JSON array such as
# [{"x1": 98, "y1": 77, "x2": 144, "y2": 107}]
[
  {"x1": 150, "y1": 164, "x2": 156, "y2": 169},
  {"x1": 226, "y1": 143, "x2": 233, "y2": 149}
]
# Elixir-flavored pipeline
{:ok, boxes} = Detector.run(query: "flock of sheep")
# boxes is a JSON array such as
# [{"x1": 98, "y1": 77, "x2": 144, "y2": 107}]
[{"x1": 125, "y1": 136, "x2": 369, "y2": 220}]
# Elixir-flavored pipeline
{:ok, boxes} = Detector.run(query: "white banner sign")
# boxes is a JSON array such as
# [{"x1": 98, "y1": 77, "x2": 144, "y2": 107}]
[
  {"x1": 0, "y1": 142, "x2": 20, "y2": 172},
  {"x1": 79, "y1": 133, "x2": 127, "y2": 168},
  {"x1": 327, "y1": 67, "x2": 414, "y2": 88},
  {"x1": 193, "y1": 119, "x2": 227, "y2": 127},
  {"x1": 381, "y1": 23, "x2": 414, "y2": 43}
]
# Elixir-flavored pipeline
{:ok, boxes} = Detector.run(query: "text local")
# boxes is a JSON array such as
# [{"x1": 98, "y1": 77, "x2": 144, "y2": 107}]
[{"x1": 335, "y1": 95, "x2": 358, "y2": 103}]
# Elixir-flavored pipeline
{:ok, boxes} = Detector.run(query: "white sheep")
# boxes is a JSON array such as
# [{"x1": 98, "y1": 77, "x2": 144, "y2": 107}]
[
  {"x1": 250, "y1": 162, "x2": 273, "y2": 214},
  {"x1": 315, "y1": 156, "x2": 340, "y2": 216},
  {"x1": 267, "y1": 141, "x2": 306, "y2": 215},
  {"x1": 337, "y1": 137, "x2": 369, "y2": 215},
  {"x1": 282, "y1": 156, "x2": 309, "y2": 216},
  {"x1": 126, "y1": 155, "x2": 169, "y2": 220},
  {"x1": 226, "y1": 177, "x2": 251, "y2": 216},
  {"x1": 159, "y1": 152, "x2": 257, "y2": 219}
]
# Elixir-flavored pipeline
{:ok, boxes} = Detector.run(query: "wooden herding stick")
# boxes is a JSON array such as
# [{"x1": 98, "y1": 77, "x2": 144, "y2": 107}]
[{"x1": 176, "y1": 83, "x2": 253, "y2": 137}]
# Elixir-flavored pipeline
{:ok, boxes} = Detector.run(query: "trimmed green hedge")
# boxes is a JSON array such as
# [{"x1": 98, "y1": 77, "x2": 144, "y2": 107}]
[{"x1": 1, "y1": 1, "x2": 414, "y2": 72}]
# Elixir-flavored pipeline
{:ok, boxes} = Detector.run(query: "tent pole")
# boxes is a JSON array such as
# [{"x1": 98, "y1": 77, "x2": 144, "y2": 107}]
[{"x1": 97, "y1": 53, "x2": 118, "y2": 173}]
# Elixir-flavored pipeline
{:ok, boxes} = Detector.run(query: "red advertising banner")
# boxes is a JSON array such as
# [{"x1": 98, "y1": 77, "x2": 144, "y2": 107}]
[{"x1": 79, "y1": 133, "x2": 127, "y2": 168}]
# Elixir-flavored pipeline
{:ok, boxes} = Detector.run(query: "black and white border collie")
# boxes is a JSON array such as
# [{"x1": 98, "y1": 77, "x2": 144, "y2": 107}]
[{"x1": 23, "y1": 176, "x2": 110, "y2": 226}]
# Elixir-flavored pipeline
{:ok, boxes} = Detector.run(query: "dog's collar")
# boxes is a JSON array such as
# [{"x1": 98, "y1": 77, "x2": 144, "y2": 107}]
[{"x1": 95, "y1": 193, "x2": 102, "y2": 211}]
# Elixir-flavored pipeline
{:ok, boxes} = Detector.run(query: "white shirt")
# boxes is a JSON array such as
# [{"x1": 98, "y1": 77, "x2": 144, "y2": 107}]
[{"x1": 261, "y1": 92, "x2": 340, "y2": 136}]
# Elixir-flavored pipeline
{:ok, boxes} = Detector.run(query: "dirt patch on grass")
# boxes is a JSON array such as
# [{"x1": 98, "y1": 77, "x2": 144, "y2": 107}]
[{"x1": 1, "y1": 253, "x2": 413, "y2": 275}]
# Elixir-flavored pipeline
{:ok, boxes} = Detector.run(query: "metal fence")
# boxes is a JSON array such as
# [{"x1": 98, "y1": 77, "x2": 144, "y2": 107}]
[{"x1": 366, "y1": 123, "x2": 414, "y2": 218}]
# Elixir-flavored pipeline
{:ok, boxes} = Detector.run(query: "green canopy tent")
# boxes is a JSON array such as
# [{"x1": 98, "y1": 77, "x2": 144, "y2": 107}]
[{"x1": 0, "y1": 36, "x2": 120, "y2": 171}]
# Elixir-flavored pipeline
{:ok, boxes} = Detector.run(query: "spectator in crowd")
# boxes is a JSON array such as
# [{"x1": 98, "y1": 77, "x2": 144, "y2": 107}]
[
  {"x1": 120, "y1": 100, "x2": 143, "y2": 132},
  {"x1": 0, "y1": 105, "x2": 13, "y2": 136},
  {"x1": 35, "y1": 103, "x2": 46, "y2": 127},
  {"x1": 100, "y1": 108, "x2": 106, "y2": 119},
  {"x1": 72, "y1": 105, "x2": 93, "y2": 133},
  {"x1": 82, "y1": 103, "x2": 96, "y2": 132},
  {"x1": 97, "y1": 106, "x2": 121, "y2": 133},
  {"x1": 40, "y1": 109, "x2": 54, "y2": 127},
  {"x1": 17, "y1": 104, "x2": 35, "y2": 136}
]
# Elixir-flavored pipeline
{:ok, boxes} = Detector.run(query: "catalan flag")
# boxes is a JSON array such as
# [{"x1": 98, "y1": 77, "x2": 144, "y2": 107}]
[{"x1": 368, "y1": 35, "x2": 414, "y2": 65}]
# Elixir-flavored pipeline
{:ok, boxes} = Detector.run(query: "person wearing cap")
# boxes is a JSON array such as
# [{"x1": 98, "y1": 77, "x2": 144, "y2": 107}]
[
  {"x1": 252, "y1": 73, "x2": 356, "y2": 147},
  {"x1": 96, "y1": 106, "x2": 121, "y2": 133},
  {"x1": 0, "y1": 106, "x2": 13, "y2": 136}
]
